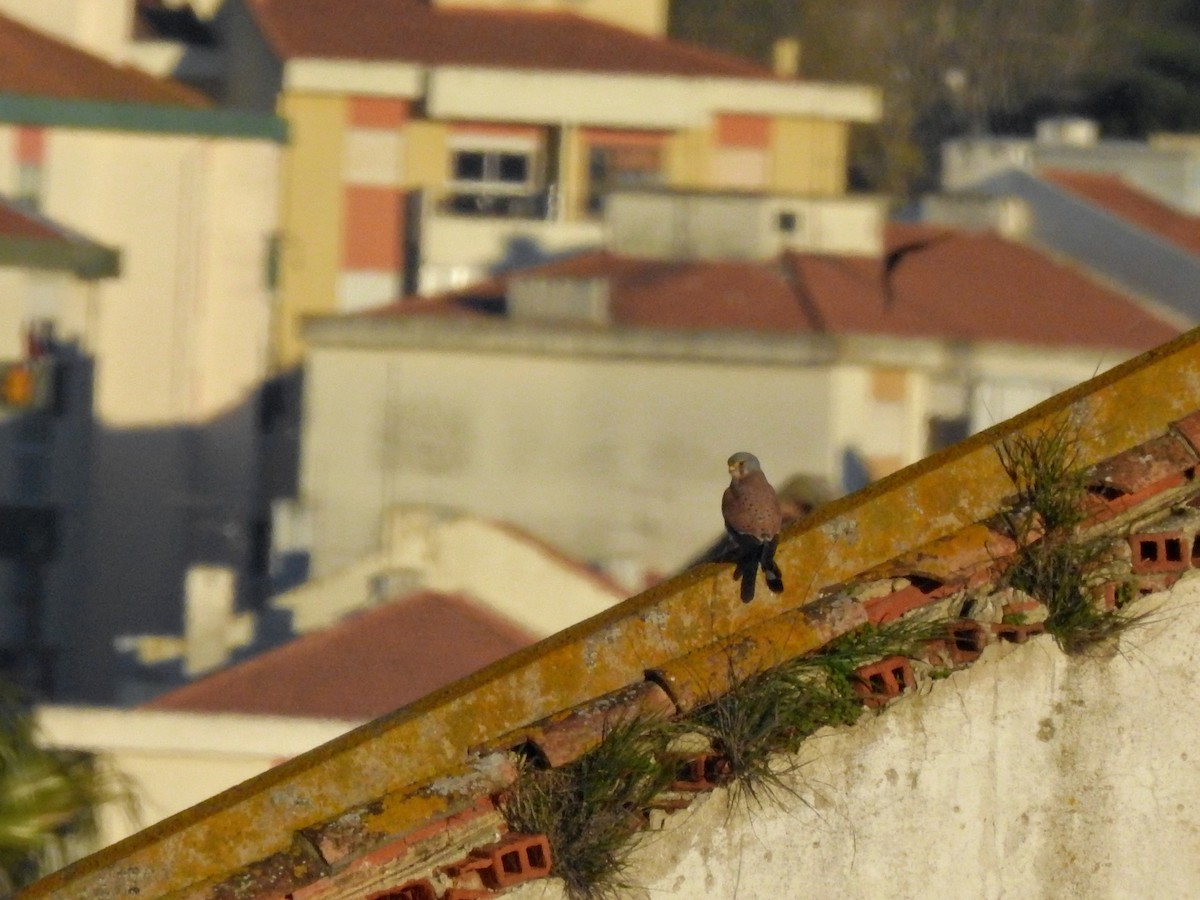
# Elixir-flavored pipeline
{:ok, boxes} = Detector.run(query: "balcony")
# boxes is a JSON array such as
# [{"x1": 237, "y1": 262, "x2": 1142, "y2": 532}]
[
  {"x1": 418, "y1": 187, "x2": 605, "y2": 294},
  {"x1": 439, "y1": 189, "x2": 555, "y2": 221}
]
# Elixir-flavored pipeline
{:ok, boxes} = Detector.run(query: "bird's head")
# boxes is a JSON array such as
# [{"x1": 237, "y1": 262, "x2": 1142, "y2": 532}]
[{"x1": 727, "y1": 451, "x2": 762, "y2": 480}]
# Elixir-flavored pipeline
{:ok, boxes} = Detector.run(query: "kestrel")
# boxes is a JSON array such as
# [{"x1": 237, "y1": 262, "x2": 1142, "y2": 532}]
[{"x1": 722, "y1": 451, "x2": 784, "y2": 601}]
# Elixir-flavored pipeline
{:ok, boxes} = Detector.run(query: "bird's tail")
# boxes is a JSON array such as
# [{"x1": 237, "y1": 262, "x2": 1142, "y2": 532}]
[{"x1": 761, "y1": 539, "x2": 784, "y2": 594}]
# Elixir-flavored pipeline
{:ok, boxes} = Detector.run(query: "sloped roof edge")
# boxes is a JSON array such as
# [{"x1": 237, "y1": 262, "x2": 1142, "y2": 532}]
[
  {"x1": 0, "y1": 198, "x2": 120, "y2": 279},
  {"x1": 0, "y1": 234, "x2": 119, "y2": 279},
  {"x1": 0, "y1": 92, "x2": 288, "y2": 141},
  {"x1": 28, "y1": 327, "x2": 1200, "y2": 900}
]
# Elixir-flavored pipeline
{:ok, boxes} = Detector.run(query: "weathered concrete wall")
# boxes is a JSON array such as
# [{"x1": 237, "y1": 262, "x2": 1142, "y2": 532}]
[{"x1": 512, "y1": 579, "x2": 1200, "y2": 899}]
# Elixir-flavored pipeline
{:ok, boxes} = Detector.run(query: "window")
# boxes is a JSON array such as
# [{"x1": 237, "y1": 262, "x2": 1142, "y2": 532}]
[
  {"x1": 446, "y1": 144, "x2": 545, "y2": 218},
  {"x1": 450, "y1": 149, "x2": 533, "y2": 191},
  {"x1": 587, "y1": 144, "x2": 662, "y2": 213}
]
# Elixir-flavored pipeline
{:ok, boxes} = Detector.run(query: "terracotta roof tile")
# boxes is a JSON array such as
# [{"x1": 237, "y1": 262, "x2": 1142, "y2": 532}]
[
  {"x1": 1040, "y1": 168, "x2": 1200, "y2": 257},
  {"x1": 795, "y1": 222, "x2": 1180, "y2": 351},
  {"x1": 371, "y1": 224, "x2": 1179, "y2": 352},
  {"x1": 0, "y1": 12, "x2": 209, "y2": 107},
  {"x1": 27, "y1": 328, "x2": 1200, "y2": 900},
  {"x1": 0, "y1": 198, "x2": 61, "y2": 242},
  {"x1": 142, "y1": 592, "x2": 536, "y2": 720},
  {"x1": 251, "y1": 0, "x2": 772, "y2": 77}
]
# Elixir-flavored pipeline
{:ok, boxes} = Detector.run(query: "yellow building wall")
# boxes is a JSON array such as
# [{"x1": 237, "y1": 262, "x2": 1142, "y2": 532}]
[
  {"x1": 276, "y1": 93, "x2": 347, "y2": 368},
  {"x1": 558, "y1": 125, "x2": 587, "y2": 221},
  {"x1": 665, "y1": 118, "x2": 851, "y2": 196},
  {"x1": 769, "y1": 117, "x2": 848, "y2": 196},
  {"x1": 664, "y1": 127, "x2": 713, "y2": 189},
  {"x1": 403, "y1": 120, "x2": 449, "y2": 191}
]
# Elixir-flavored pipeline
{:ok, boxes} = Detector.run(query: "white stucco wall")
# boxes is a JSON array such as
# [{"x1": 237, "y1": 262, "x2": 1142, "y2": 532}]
[
  {"x1": 510, "y1": 580, "x2": 1200, "y2": 899},
  {"x1": 300, "y1": 332, "x2": 1127, "y2": 581},
  {"x1": 274, "y1": 507, "x2": 626, "y2": 639},
  {"x1": 301, "y1": 345, "x2": 838, "y2": 576},
  {"x1": 34, "y1": 707, "x2": 357, "y2": 849},
  {"x1": 43, "y1": 129, "x2": 278, "y2": 425}
]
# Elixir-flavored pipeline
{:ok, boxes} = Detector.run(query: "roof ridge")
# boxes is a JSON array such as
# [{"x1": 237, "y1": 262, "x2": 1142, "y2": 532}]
[{"x1": 27, "y1": 327, "x2": 1200, "y2": 899}]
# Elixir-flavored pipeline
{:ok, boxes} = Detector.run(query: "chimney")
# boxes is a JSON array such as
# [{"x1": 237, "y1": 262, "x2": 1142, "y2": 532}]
[{"x1": 773, "y1": 38, "x2": 801, "y2": 78}]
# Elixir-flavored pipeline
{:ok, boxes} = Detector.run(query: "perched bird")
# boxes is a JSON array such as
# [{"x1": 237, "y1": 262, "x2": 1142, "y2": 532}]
[{"x1": 722, "y1": 451, "x2": 785, "y2": 601}]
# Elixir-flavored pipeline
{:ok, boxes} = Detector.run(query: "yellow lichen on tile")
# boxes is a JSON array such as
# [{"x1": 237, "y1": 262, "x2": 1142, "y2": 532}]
[{"x1": 26, "y1": 328, "x2": 1200, "y2": 900}]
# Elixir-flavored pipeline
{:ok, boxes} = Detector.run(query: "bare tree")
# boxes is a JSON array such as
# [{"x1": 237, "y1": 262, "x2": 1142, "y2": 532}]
[{"x1": 671, "y1": 0, "x2": 1161, "y2": 194}]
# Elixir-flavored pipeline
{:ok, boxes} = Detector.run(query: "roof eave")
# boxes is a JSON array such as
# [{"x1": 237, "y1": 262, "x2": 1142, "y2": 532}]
[
  {"x1": 0, "y1": 235, "x2": 120, "y2": 279},
  {"x1": 0, "y1": 92, "x2": 288, "y2": 141}
]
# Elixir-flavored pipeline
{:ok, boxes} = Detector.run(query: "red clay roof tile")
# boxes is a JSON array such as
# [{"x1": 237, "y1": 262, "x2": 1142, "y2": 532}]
[
  {"x1": 0, "y1": 198, "x2": 62, "y2": 242},
  {"x1": 0, "y1": 12, "x2": 209, "y2": 107},
  {"x1": 794, "y1": 222, "x2": 1180, "y2": 351},
  {"x1": 142, "y1": 592, "x2": 536, "y2": 720},
  {"x1": 1040, "y1": 168, "x2": 1200, "y2": 257},
  {"x1": 251, "y1": 0, "x2": 773, "y2": 77},
  {"x1": 371, "y1": 224, "x2": 1179, "y2": 352}
]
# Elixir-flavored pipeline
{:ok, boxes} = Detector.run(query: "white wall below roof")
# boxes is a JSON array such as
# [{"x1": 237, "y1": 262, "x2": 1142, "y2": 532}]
[
  {"x1": 433, "y1": 0, "x2": 668, "y2": 36},
  {"x1": 509, "y1": 579, "x2": 1200, "y2": 899},
  {"x1": 299, "y1": 329, "x2": 1133, "y2": 582},
  {"x1": 419, "y1": 214, "x2": 605, "y2": 294},
  {"x1": 283, "y1": 60, "x2": 425, "y2": 98},
  {"x1": 42, "y1": 129, "x2": 278, "y2": 425},
  {"x1": 300, "y1": 343, "x2": 838, "y2": 577},
  {"x1": 273, "y1": 505, "x2": 625, "y2": 637},
  {"x1": 34, "y1": 706, "x2": 357, "y2": 850},
  {"x1": 607, "y1": 190, "x2": 886, "y2": 260},
  {"x1": 427, "y1": 69, "x2": 883, "y2": 130},
  {"x1": 940, "y1": 137, "x2": 1034, "y2": 190}
]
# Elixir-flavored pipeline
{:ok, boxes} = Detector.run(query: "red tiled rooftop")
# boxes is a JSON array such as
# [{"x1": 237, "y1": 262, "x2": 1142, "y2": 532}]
[
  {"x1": 793, "y1": 222, "x2": 1181, "y2": 351},
  {"x1": 0, "y1": 12, "x2": 209, "y2": 107},
  {"x1": 142, "y1": 593, "x2": 536, "y2": 720},
  {"x1": 1040, "y1": 168, "x2": 1200, "y2": 257},
  {"x1": 251, "y1": 0, "x2": 772, "y2": 78},
  {"x1": 0, "y1": 198, "x2": 62, "y2": 242},
  {"x1": 372, "y1": 224, "x2": 1180, "y2": 352}
]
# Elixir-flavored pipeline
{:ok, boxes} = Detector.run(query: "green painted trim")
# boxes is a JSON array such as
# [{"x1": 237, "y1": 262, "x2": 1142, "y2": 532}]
[
  {"x1": 0, "y1": 93, "x2": 287, "y2": 142},
  {"x1": 0, "y1": 236, "x2": 120, "y2": 280}
]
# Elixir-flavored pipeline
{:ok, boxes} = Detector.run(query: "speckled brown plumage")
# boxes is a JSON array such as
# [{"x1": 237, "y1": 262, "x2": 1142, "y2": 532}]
[{"x1": 722, "y1": 452, "x2": 784, "y2": 601}]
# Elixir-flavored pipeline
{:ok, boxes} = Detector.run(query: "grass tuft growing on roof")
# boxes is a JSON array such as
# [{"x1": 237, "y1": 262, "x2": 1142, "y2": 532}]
[
  {"x1": 499, "y1": 716, "x2": 678, "y2": 900},
  {"x1": 996, "y1": 420, "x2": 1147, "y2": 654},
  {"x1": 689, "y1": 615, "x2": 948, "y2": 803}
]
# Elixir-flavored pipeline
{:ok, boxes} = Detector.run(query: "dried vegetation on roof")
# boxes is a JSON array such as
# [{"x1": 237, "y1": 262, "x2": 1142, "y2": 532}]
[{"x1": 27, "y1": 335, "x2": 1200, "y2": 900}]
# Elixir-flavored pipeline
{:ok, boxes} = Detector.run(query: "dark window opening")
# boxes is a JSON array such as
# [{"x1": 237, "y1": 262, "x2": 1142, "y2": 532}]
[
  {"x1": 497, "y1": 152, "x2": 529, "y2": 183},
  {"x1": 453, "y1": 150, "x2": 486, "y2": 181}
]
